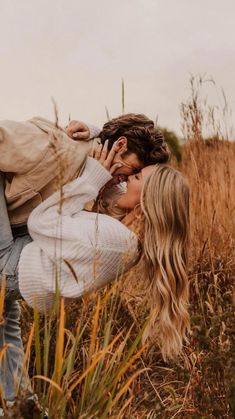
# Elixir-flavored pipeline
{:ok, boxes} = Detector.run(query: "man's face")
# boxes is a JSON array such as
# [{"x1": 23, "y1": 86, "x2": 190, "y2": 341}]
[{"x1": 111, "y1": 150, "x2": 144, "y2": 184}]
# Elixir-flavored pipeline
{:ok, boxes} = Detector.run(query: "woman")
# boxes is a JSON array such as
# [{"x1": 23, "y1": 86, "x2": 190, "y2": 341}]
[{"x1": 0, "y1": 140, "x2": 190, "y2": 403}]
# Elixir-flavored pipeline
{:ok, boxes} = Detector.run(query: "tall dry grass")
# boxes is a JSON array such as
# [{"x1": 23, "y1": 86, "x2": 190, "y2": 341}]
[
  {"x1": 119, "y1": 77, "x2": 235, "y2": 417},
  {"x1": 1, "y1": 77, "x2": 235, "y2": 417},
  {"x1": 118, "y1": 136, "x2": 235, "y2": 418},
  {"x1": 182, "y1": 138, "x2": 235, "y2": 262}
]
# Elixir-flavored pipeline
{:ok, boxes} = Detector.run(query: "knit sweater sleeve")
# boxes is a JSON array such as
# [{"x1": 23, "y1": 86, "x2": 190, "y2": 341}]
[
  {"x1": 27, "y1": 157, "x2": 112, "y2": 239},
  {"x1": 19, "y1": 156, "x2": 138, "y2": 311},
  {"x1": 86, "y1": 123, "x2": 101, "y2": 139}
]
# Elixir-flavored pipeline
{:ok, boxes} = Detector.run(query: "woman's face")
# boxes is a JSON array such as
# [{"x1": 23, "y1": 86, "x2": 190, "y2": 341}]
[{"x1": 116, "y1": 165, "x2": 156, "y2": 210}]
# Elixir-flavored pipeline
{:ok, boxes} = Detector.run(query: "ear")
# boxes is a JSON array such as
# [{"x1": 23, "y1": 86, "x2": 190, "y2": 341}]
[{"x1": 116, "y1": 136, "x2": 127, "y2": 152}]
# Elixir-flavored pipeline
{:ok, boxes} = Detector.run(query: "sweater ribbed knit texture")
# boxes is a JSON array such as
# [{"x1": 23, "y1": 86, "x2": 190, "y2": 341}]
[
  {"x1": 18, "y1": 158, "x2": 138, "y2": 312},
  {"x1": 86, "y1": 123, "x2": 101, "y2": 139}
]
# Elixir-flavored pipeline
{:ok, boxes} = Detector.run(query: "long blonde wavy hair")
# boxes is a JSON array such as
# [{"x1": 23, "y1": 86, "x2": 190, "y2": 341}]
[
  {"x1": 93, "y1": 164, "x2": 190, "y2": 360},
  {"x1": 139, "y1": 164, "x2": 190, "y2": 360}
]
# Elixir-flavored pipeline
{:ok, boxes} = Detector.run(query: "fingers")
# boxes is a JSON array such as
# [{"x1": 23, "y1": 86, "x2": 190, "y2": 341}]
[
  {"x1": 88, "y1": 147, "x2": 94, "y2": 157},
  {"x1": 66, "y1": 121, "x2": 81, "y2": 137},
  {"x1": 109, "y1": 162, "x2": 122, "y2": 175},
  {"x1": 66, "y1": 121, "x2": 90, "y2": 141},
  {"x1": 94, "y1": 143, "x2": 103, "y2": 159},
  {"x1": 89, "y1": 139, "x2": 108, "y2": 161},
  {"x1": 73, "y1": 130, "x2": 89, "y2": 140},
  {"x1": 99, "y1": 139, "x2": 109, "y2": 163},
  {"x1": 89, "y1": 139, "x2": 101, "y2": 158},
  {"x1": 105, "y1": 141, "x2": 119, "y2": 166},
  {"x1": 90, "y1": 139, "x2": 120, "y2": 175}
]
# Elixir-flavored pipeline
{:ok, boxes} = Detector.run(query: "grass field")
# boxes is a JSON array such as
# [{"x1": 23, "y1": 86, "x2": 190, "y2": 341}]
[
  {"x1": 8, "y1": 136, "x2": 233, "y2": 418},
  {"x1": 2, "y1": 83, "x2": 235, "y2": 417}
]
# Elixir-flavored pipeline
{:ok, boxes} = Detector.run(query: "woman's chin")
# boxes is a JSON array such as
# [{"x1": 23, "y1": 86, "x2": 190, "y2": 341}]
[
  {"x1": 116, "y1": 200, "x2": 122, "y2": 209},
  {"x1": 116, "y1": 197, "x2": 125, "y2": 209}
]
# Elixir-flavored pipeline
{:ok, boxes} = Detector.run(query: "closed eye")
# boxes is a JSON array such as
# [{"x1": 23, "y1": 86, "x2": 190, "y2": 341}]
[{"x1": 133, "y1": 168, "x2": 140, "y2": 174}]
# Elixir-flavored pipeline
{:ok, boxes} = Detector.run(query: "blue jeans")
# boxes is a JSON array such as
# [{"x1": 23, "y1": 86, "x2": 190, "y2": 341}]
[{"x1": 0, "y1": 173, "x2": 32, "y2": 401}]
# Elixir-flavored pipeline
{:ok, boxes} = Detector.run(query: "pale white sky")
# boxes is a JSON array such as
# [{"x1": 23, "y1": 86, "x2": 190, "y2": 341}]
[{"x1": 0, "y1": 0, "x2": 234, "y2": 136}]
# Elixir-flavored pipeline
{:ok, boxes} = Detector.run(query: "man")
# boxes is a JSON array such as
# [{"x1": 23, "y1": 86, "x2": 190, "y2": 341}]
[{"x1": 0, "y1": 113, "x2": 170, "y2": 410}]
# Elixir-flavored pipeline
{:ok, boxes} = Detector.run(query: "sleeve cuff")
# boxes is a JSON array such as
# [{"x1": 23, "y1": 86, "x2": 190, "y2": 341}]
[
  {"x1": 81, "y1": 157, "x2": 112, "y2": 191},
  {"x1": 85, "y1": 123, "x2": 101, "y2": 139}
]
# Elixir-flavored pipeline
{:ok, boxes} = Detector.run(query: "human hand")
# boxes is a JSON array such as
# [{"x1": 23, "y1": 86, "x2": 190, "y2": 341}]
[
  {"x1": 65, "y1": 120, "x2": 90, "y2": 140},
  {"x1": 89, "y1": 140, "x2": 121, "y2": 175}
]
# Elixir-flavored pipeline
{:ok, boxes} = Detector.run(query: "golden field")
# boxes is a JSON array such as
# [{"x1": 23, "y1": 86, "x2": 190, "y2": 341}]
[
  {"x1": 2, "y1": 80, "x2": 235, "y2": 417},
  {"x1": 7, "y1": 137, "x2": 232, "y2": 418}
]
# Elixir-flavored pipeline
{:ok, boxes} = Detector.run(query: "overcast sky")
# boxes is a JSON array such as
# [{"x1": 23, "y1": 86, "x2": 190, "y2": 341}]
[{"x1": 0, "y1": 0, "x2": 234, "y2": 136}]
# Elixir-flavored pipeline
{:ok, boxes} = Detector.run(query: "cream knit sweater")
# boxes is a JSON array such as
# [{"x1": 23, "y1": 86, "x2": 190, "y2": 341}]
[{"x1": 18, "y1": 157, "x2": 139, "y2": 312}]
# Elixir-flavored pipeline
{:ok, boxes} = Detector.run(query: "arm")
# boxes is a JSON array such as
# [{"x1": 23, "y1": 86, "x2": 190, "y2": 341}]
[
  {"x1": 19, "y1": 145, "x2": 138, "y2": 309},
  {"x1": 27, "y1": 157, "x2": 112, "y2": 240}
]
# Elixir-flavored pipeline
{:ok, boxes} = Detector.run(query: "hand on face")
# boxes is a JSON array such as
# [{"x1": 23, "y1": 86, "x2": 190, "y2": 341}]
[
  {"x1": 89, "y1": 137, "x2": 143, "y2": 185},
  {"x1": 89, "y1": 140, "x2": 122, "y2": 175}
]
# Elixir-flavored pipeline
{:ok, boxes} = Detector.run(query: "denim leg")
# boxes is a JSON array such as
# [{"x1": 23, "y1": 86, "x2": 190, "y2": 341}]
[
  {"x1": 0, "y1": 173, "x2": 13, "y2": 253},
  {"x1": 0, "y1": 245, "x2": 33, "y2": 402},
  {"x1": 0, "y1": 235, "x2": 32, "y2": 302},
  {"x1": 2, "y1": 236, "x2": 32, "y2": 277},
  {"x1": 0, "y1": 172, "x2": 32, "y2": 298},
  {"x1": 0, "y1": 301, "x2": 33, "y2": 401},
  {"x1": 0, "y1": 173, "x2": 14, "y2": 282},
  {"x1": 0, "y1": 173, "x2": 33, "y2": 400}
]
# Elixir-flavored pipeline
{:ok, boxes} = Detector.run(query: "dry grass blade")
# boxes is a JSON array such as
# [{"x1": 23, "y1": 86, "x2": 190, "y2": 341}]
[
  {"x1": 0, "y1": 273, "x2": 6, "y2": 323},
  {"x1": 111, "y1": 368, "x2": 147, "y2": 408},
  {"x1": 116, "y1": 394, "x2": 134, "y2": 419},
  {"x1": 122, "y1": 78, "x2": 125, "y2": 114},
  {"x1": 33, "y1": 375, "x2": 63, "y2": 393},
  {"x1": 54, "y1": 297, "x2": 65, "y2": 383},
  {"x1": 89, "y1": 295, "x2": 100, "y2": 361},
  {"x1": 68, "y1": 330, "x2": 124, "y2": 393},
  {"x1": 63, "y1": 259, "x2": 79, "y2": 283},
  {"x1": 105, "y1": 106, "x2": 110, "y2": 121},
  {"x1": 112, "y1": 344, "x2": 147, "y2": 387},
  {"x1": 22, "y1": 322, "x2": 35, "y2": 374},
  {"x1": 33, "y1": 298, "x2": 42, "y2": 396}
]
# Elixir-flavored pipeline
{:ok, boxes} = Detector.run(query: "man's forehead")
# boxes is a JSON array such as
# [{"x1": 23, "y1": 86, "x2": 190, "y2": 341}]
[{"x1": 124, "y1": 153, "x2": 143, "y2": 170}]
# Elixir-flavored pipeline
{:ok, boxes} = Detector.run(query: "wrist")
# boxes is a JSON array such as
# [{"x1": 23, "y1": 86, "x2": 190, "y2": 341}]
[
  {"x1": 85, "y1": 123, "x2": 101, "y2": 139},
  {"x1": 82, "y1": 157, "x2": 112, "y2": 191}
]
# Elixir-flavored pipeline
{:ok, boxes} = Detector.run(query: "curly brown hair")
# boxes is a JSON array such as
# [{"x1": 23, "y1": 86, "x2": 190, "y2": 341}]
[{"x1": 99, "y1": 113, "x2": 170, "y2": 165}]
